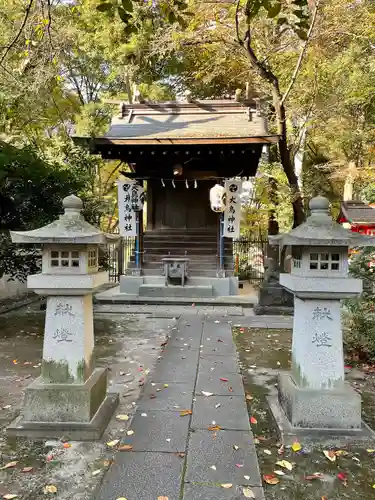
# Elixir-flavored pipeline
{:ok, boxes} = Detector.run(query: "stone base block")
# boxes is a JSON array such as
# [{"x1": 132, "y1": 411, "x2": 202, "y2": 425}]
[
  {"x1": 22, "y1": 368, "x2": 108, "y2": 423},
  {"x1": 7, "y1": 392, "x2": 118, "y2": 441},
  {"x1": 253, "y1": 305, "x2": 294, "y2": 316},
  {"x1": 278, "y1": 372, "x2": 361, "y2": 430}
]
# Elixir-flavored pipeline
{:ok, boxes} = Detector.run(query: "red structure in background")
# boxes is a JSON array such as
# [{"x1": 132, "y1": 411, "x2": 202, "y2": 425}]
[{"x1": 338, "y1": 200, "x2": 375, "y2": 236}]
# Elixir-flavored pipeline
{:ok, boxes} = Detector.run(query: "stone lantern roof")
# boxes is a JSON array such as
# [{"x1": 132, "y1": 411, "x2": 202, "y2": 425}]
[
  {"x1": 10, "y1": 195, "x2": 120, "y2": 245},
  {"x1": 270, "y1": 196, "x2": 375, "y2": 248}
]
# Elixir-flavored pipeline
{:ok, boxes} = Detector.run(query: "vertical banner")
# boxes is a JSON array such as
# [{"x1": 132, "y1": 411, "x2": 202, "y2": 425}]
[
  {"x1": 118, "y1": 181, "x2": 137, "y2": 236},
  {"x1": 223, "y1": 179, "x2": 242, "y2": 238}
]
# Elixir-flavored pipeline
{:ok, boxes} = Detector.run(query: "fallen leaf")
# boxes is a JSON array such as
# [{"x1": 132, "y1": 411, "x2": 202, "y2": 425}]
[
  {"x1": 244, "y1": 475, "x2": 250, "y2": 480},
  {"x1": 201, "y1": 391, "x2": 214, "y2": 397},
  {"x1": 337, "y1": 472, "x2": 348, "y2": 485},
  {"x1": 43, "y1": 484, "x2": 58, "y2": 493},
  {"x1": 63, "y1": 443, "x2": 71, "y2": 449},
  {"x1": 3, "y1": 495, "x2": 19, "y2": 499},
  {"x1": 220, "y1": 378, "x2": 228, "y2": 382},
  {"x1": 215, "y1": 403, "x2": 221, "y2": 409},
  {"x1": 235, "y1": 464, "x2": 244, "y2": 468},
  {"x1": 21, "y1": 467, "x2": 33, "y2": 473},
  {"x1": 92, "y1": 469, "x2": 101, "y2": 476},
  {"x1": 291, "y1": 442, "x2": 302, "y2": 452},
  {"x1": 141, "y1": 413, "x2": 147, "y2": 417},
  {"x1": 116, "y1": 498, "x2": 128, "y2": 500},
  {"x1": 263, "y1": 474, "x2": 279, "y2": 485},
  {"x1": 275, "y1": 460, "x2": 293, "y2": 471},
  {"x1": 366, "y1": 449, "x2": 375, "y2": 453},
  {"x1": 126, "y1": 430, "x2": 134, "y2": 436},
  {"x1": 0, "y1": 461, "x2": 18, "y2": 470},
  {"x1": 157, "y1": 497, "x2": 169, "y2": 500},
  {"x1": 245, "y1": 394, "x2": 253, "y2": 401},
  {"x1": 106, "y1": 440, "x2": 120, "y2": 448},
  {"x1": 12, "y1": 360, "x2": 18, "y2": 365},
  {"x1": 116, "y1": 414, "x2": 130, "y2": 421},
  {"x1": 277, "y1": 444, "x2": 285, "y2": 455},
  {"x1": 3, "y1": 405, "x2": 12, "y2": 409},
  {"x1": 179, "y1": 410, "x2": 192, "y2": 417},
  {"x1": 208, "y1": 425, "x2": 221, "y2": 431},
  {"x1": 305, "y1": 473, "x2": 323, "y2": 480},
  {"x1": 118, "y1": 445, "x2": 133, "y2": 451},
  {"x1": 177, "y1": 453, "x2": 185, "y2": 458},
  {"x1": 210, "y1": 465, "x2": 217, "y2": 470},
  {"x1": 233, "y1": 445, "x2": 239, "y2": 450},
  {"x1": 164, "y1": 384, "x2": 169, "y2": 388},
  {"x1": 274, "y1": 470, "x2": 285, "y2": 476},
  {"x1": 335, "y1": 450, "x2": 348, "y2": 457},
  {"x1": 323, "y1": 450, "x2": 336, "y2": 462},
  {"x1": 220, "y1": 484, "x2": 233, "y2": 489},
  {"x1": 250, "y1": 416, "x2": 257, "y2": 425},
  {"x1": 228, "y1": 386, "x2": 233, "y2": 392},
  {"x1": 264, "y1": 449, "x2": 272, "y2": 455},
  {"x1": 321, "y1": 497, "x2": 328, "y2": 500},
  {"x1": 243, "y1": 487, "x2": 255, "y2": 498}
]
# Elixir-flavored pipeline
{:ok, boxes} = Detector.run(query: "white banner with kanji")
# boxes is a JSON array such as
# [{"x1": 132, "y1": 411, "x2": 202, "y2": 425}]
[
  {"x1": 223, "y1": 179, "x2": 242, "y2": 238},
  {"x1": 118, "y1": 181, "x2": 138, "y2": 236}
]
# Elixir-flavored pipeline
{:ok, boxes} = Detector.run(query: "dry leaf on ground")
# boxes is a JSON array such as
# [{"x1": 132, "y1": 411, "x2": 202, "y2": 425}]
[
  {"x1": 245, "y1": 394, "x2": 253, "y2": 401},
  {"x1": 305, "y1": 473, "x2": 323, "y2": 480},
  {"x1": 263, "y1": 474, "x2": 280, "y2": 485},
  {"x1": 243, "y1": 487, "x2": 255, "y2": 498},
  {"x1": 179, "y1": 410, "x2": 192, "y2": 417},
  {"x1": 201, "y1": 391, "x2": 214, "y2": 397},
  {"x1": 106, "y1": 440, "x2": 120, "y2": 448},
  {"x1": 118, "y1": 445, "x2": 133, "y2": 451},
  {"x1": 92, "y1": 470, "x2": 101, "y2": 476},
  {"x1": 275, "y1": 460, "x2": 293, "y2": 471},
  {"x1": 208, "y1": 425, "x2": 221, "y2": 431},
  {"x1": 274, "y1": 470, "x2": 285, "y2": 476},
  {"x1": 0, "y1": 461, "x2": 18, "y2": 470},
  {"x1": 3, "y1": 495, "x2": 19, "y2": 499},
  {"x1": 220, "y1": 483, "x2": 233, "y2": 488},
  {"x1": 291, "y1": 442, "x2": 302, "y2": 452},
  {"x1": 157, "y1": 497, "x2": 169, "y2": 500},
  {"x1": 21, "y1": 467, "x2": 33, "y2": 473},
  {"x1": 263, "y1": 449, "x2": 272, "y2": 455},
  {"x1": 250, "y1": 416, "x2": 257, "y2": 424},
  {"x1": 115, "y1": 414, "x2": 130, "y2": 421},
  {"x1": 323, "y1": 450, "x2": 336, "y2": 462},
  {"x1": 43, "y1": 484, "x2": 58, "y2": 493}
]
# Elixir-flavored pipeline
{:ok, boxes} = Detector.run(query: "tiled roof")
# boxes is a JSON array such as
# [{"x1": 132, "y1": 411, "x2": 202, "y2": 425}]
[
  {"x1": 340, "y1": 201, "x2": 375, "y2": 224},
  {"x1": 102, "y1": 100, "x2": 273, "y2": 141}
]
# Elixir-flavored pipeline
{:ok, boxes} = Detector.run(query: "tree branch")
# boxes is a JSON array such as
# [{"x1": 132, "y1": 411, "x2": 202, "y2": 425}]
[
  {"x1": 0, "y1": 0, "x2": 34, "y2": 68},
  {"x1": 280, "y1": 0, "x2": 320, "y2": 106},
  {"x1": 235, "y1": 0, "x2": 241, "y2": 44}
]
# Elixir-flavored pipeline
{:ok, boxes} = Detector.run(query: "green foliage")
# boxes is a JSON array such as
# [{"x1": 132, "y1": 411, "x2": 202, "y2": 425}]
[
  {"x1": 0, "y1": 141, "x2": 105, "y2": 281},
  {"x1": 343, "y1": 247, "x2": 375, "y2": 363}
]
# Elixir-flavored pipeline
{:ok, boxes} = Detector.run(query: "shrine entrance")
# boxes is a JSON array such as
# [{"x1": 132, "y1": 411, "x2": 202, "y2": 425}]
[
  {"x1": 74, "y1": 98, "x2": 279, "y2": 297},
  {"x1": 150, "y1": 179, "x2": 217, "y2": 229}
]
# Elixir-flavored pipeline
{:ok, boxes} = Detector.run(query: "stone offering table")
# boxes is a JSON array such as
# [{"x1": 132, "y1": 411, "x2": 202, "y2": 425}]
[
  {"x1": 163, "y1": 257, "x2": 189, "y2": 286},
  {"x1": 269, "y1": 196, "x2": 375, "y2": 433},
  {"x1": 8, "y1": 195, "x2": 120, "y2": 440}
]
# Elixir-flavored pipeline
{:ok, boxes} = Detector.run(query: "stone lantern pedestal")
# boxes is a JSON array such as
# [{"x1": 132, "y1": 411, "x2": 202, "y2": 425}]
[
  {"x1": 268, "y1": 196, "x2": 375, "y2": 436},
  {"x1": 7, "y1": 195, "x2": 120, "y2": 440}
]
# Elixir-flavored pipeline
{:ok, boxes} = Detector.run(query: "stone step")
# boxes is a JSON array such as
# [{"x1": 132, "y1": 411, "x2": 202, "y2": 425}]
[
  {"x1": 142, "y1": 248, "x2": 231, "y2": 255},
  {"x1": 138, "y1": 284, "x2": 214, "y2": 298},
  {"x1": 127, "y1": 268, "x2": 233, "y2": 278},
  {"x1": 144, "y1": 241, "x2": 232, "y2": 249}
]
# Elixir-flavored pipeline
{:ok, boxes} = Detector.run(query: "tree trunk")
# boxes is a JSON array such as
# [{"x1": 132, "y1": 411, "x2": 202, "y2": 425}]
[{"x1": 272, "y1": 87, "x2": 305, "y2": 227}]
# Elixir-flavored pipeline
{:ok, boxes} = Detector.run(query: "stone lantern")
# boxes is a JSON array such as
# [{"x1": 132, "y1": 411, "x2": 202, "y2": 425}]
[
  {"x1": 8, "y1": 194, "x2": 120, "y2": 439},
  {"x1": 269, "y1": 196, "x2": 375, "y2": 431}
]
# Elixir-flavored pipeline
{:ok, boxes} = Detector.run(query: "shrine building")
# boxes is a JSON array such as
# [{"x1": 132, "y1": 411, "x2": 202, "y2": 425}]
[{"x1": 74, "y1": 98, "x2": 278, "y2": 298}]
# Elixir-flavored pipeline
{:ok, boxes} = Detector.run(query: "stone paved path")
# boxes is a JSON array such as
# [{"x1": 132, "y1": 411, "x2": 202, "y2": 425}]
[{"x1": 96, "y1": 313, "x2": 265, "y2": 500}]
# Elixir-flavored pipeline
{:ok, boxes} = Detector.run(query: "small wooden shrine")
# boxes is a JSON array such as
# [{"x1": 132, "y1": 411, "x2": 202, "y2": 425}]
[{"x1": 74, "y1": 98, "x2": 278, "y2": 296}]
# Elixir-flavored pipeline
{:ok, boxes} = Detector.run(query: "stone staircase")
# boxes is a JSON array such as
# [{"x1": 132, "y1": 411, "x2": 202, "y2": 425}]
[{"x1": 127, "y1": 229, "x2": 234, "y2": 277}]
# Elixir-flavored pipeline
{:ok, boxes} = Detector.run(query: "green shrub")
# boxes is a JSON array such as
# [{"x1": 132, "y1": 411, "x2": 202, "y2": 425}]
[{"x1": 343, "y1": 247, "x2": 375, "y2": 363}]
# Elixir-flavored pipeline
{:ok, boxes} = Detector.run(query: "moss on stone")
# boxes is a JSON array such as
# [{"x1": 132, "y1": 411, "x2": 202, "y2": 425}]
[{"x1": 42, "y1": 359, "x2": 74, "y2": 384}]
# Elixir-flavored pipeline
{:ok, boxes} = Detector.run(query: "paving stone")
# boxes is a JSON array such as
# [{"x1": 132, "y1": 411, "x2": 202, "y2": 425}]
[
  {"x1": 120, "y1": 410, "x2": 190, "y2": 452},
  {"x1": 191, "y1": 395, "x2": 250, "y2": 431},
  {"x1": 96, "y1": 451, "x2": 184, "y2": 500},
  {"x1": 196, "y1": 371, "x2": 245, "y2": 396},
  {"x1": 185, "y1": 429, "x2": 262, "y2": 487},
  {"x1": 139, "y1": 382, "x2": 194, "y2": 411},
  {"x1": 151, "y1": 347, "x2": 199, "y2": 382},
  {"x1": 198, "y1": 354, "x2": 240, "y2": 375},
  {"x1": 183, "y1": 484, "x2": 265, "y2": 500}
]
